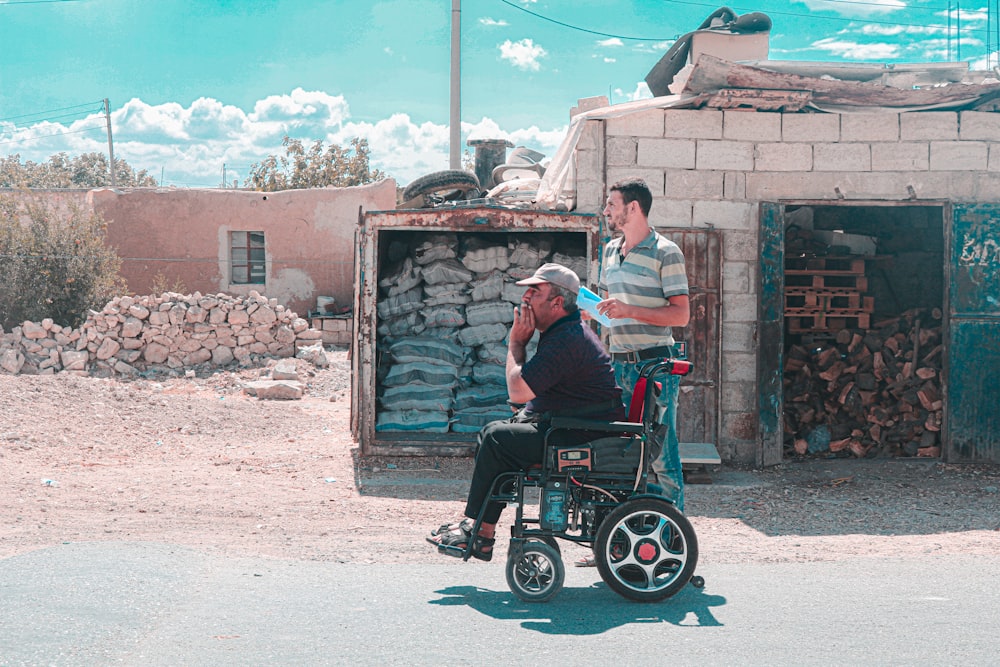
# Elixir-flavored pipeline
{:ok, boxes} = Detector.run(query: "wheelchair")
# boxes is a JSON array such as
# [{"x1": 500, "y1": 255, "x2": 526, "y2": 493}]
[{"x1": 450, "y1": 358, "x2": 704, "y2": 603}]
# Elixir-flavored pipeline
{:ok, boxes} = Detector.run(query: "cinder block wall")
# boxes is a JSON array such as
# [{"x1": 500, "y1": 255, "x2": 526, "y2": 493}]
[{"x1": 573, "y1": 108, "x2": 1000, "y2": 463}]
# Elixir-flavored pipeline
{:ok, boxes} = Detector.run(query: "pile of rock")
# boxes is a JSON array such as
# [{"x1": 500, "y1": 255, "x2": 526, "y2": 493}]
[{"x1": 0, "y1": 290, "x2": 327, "y2": 377}]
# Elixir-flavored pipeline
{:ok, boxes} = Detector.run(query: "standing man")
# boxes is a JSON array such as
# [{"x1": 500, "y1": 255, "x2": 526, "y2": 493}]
[{"x1": 597, "y1": 177, "x2": 690, "y2": 511}]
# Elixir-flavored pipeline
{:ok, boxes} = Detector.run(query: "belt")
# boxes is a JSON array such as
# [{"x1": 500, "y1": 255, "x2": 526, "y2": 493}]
[{"x1": 610, "y1": 346, "x2": 675, "y2": 363}]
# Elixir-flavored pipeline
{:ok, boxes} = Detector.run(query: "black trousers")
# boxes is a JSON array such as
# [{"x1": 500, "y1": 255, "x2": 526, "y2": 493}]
[{"x1": 464, "y1": 419, "x2": 547, "y2": 525}]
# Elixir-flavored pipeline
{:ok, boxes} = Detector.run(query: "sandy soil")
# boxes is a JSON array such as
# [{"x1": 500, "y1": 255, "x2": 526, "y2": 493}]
[{"x1": 2, "y1": 349, "x2": 998, "y2": 566}]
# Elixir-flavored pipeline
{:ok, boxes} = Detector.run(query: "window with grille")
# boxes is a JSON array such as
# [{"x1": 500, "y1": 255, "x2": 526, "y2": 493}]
[{"x1": 230, "y1": 231, "x2": 266, "y2": 284}]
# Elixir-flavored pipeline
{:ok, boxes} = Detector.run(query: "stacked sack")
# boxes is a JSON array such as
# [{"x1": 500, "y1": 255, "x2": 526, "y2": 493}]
[{"x1": 374, "y1": 231, "x2": 587, "y2": 434}]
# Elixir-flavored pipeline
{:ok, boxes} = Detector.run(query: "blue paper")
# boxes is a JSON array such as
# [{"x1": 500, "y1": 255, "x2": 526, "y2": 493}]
[{"x1": 577, "y1": 286, "x2": 612, "y2": 326}]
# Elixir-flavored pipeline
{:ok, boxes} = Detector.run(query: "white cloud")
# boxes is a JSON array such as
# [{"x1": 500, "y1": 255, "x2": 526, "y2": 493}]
[
  {"x1": 337, "y1": 115, "x2": 567, "y2": 185},
  {"x1": 1, "y1": 92, "x2": 571, "y2": 188},
  {"x1": 499, "y1": 38, "x2": 547, "y2": 71},
  {"x1": 855, "y1": 24, "x2": 945, "y2": 37},
  {"x1": 810, "y1": 38, "x2": 900, "y2": 60},
  {"x1": 597, "y1": 38, "x2": 624, "y2": 48},
  {"x1": 335, "y1": 113, "x2": 451, "y2": 183},
  {"x1": 970, "y1": 52, "x2": 1000, "y2": 70},
  {"x1": 938, "y1": 7, "x2": 987, "y2": 23},
  {"x1": 613, "y1": 82, "x2": 653, "y2": 103},
  {"x1": 801, "y1": 0, "x2": 904, "y2": 16},
  {"x1": 604, "y1": 57, "x2": 617, "y2": 63},
  {"x1": 249, "y1": 88, "x2": 350, "y2": 128},
  {"x1": 479, "y1": 17, "x2": 508, "y2": 26}
]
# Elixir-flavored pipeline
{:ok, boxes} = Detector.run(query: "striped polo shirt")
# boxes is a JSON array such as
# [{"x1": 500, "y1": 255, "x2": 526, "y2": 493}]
[{"x1": 598, "y1": 229, "x2": 688, "y2": 353}]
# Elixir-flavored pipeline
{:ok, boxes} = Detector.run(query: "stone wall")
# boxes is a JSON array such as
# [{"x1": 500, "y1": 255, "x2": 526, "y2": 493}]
[{"x1": 0, "y1": 291, "x2": 330, "y2": 377}]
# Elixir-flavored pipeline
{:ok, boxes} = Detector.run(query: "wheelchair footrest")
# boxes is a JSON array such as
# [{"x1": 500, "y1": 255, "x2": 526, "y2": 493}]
[{"x1": 436, "y1": 543, "x2": 466, "y2": 559}]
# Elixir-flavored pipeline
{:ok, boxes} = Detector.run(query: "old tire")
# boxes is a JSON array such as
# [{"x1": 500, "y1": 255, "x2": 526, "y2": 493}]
[{"x1": 402, "y1": 170, "x2": 480, "y2": 202}]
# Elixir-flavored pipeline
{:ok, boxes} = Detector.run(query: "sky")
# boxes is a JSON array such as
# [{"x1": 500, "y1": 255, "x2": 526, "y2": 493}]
[{"x1": 1, "y1": 0, "x2": 997, "y2": 189}]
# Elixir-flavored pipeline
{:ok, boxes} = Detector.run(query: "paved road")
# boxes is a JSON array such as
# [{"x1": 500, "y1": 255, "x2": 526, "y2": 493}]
[{"x1": 2, "y1": 541, "x2": 998, "y2": 666}]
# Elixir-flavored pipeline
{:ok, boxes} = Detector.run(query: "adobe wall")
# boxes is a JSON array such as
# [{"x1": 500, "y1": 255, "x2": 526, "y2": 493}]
[
  {"x1": 89, "y1": 180, "x2": 397, "y2": 318},
  {"x1": 575, "y1": 109, "x2": 1000, "y2": 464}
]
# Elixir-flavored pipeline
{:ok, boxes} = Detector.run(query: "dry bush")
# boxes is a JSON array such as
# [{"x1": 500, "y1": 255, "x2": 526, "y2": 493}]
[{"x1": 0, "y1": 194, "x2": 125, "y2": 329}]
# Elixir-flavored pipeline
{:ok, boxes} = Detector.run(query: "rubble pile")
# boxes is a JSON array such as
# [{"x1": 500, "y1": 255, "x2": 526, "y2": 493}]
[
  {"x1": 375, "y1": 231, "x2": 587, "y2": 434},
  {"x1": 0, "y1": 290, "x2": 325, "y2": 377}
]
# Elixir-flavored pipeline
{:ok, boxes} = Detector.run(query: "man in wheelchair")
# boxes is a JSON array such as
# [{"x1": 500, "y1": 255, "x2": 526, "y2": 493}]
[{"x1": 427, "y1": 262, "x2": 625, "y2": 561}]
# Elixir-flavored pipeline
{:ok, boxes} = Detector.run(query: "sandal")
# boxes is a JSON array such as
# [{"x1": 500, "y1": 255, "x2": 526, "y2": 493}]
[
  {"x1": 426, "y1": 518, "x2": 495, "y2": 562},
  {"x1": 430, "y1": 520, "x2": 464, "y2": 537},
  {"x1": 573, "y1": 553, "x2": 597, "y2": 568}
]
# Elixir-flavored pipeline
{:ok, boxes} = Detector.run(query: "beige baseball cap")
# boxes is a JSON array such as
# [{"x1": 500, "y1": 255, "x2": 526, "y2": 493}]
[{"x1": 515, "y1": 263, "x2": 580, "y2": 294}]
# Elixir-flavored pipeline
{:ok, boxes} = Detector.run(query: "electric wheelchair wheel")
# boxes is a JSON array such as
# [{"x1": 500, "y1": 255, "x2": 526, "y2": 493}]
[
  {"x1": 594, "y1": 497, "x2": 698, "y2": 602},
  {"x1": 505, "y1": 541, "x2": 564, "y2": 603}
]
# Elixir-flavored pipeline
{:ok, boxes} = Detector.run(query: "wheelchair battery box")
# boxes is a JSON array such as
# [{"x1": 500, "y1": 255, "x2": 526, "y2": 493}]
[
  {"x1": 540, "y1": 481, "x2": 569, "y2": 531},
  {"x1": 554, "y1": 446, "x2": 592, "y2": 472}
]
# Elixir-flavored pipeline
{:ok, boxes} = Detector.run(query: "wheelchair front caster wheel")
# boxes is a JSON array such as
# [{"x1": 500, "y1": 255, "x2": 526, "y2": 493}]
[
  {"x1": 690, "y1": 575, "x2": 705, "y2": 589},
  {"x1": 506, "y1": 541, "x2": 564, "y2": 603}
]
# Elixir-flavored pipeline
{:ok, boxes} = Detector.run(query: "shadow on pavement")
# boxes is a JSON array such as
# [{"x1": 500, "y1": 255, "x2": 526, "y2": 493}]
[{"x1": 429, "y1": 582, "x2": 725, "y2": 633}]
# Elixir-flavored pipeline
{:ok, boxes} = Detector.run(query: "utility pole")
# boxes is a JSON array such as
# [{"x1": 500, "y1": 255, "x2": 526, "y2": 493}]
[
  {"x1": 223, "y1": 164, "x2": 227, "y2": 188},
  {"x1": 957, "y1": 0, "x2": 962, "y2": 61},
  {"x1": 104, "y1": 98, "x2": 116, "y2": 187},
  {"x1": 449, "y1": 0, "x2": 461, "y2": 170}
]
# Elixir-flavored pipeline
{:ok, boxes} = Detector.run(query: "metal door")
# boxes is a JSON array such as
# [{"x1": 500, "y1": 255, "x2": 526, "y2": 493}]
[
  {"x1": 946, "y1": 205, "x2": 1000, "y2": 462},
  {"x1": 757, "y1": 202, "x2": 785, "y2": 466},
  {"x1": 663, "y1": 229, "x2": 722, "y2": 448}
]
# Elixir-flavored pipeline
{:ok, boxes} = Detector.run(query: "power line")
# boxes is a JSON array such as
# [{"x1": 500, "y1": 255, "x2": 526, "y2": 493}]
[
  {"x1": 500, "y1": 0, "x2": 970, "y2": 41},
  {"x1": 497, "y1": 0, "x2": 667, "y2": 41},
  {"x1": 0, "y1": 101, "x2": 104, "y2": 124},
  {"x1": 2, "y1": 109, "x2": 103, "y2": 126}
]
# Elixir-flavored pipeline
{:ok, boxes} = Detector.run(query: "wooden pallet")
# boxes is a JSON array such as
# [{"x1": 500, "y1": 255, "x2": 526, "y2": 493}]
[
  {"x1": 785, "y1": 289, "x2": 875, "y2": 312},
  {"x1": 785, "y1": 273, "x2": 869, "y2": 291},
  {"x1": 786, "y1": 311, "x2": 871, "y2": 333},
  {"x1": 785, "y1": 256, "x2": 865, "y2": 273},
  {"x1": 786, "y1": 255, "x2": 868, "y2": 291}
]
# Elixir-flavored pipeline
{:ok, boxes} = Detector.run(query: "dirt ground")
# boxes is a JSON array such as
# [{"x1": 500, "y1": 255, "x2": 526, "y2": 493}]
[{"x1": 2, "y1": 348, "x2": 998, "y2": 566}]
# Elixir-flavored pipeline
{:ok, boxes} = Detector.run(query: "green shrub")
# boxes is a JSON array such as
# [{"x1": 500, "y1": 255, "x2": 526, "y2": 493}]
[{"x1": 0, "y1": 194, "x2": 125, "y2": 329}]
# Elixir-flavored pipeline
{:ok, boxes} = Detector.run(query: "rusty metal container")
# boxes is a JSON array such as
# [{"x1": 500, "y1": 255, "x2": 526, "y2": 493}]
[{"x1": 351, "y1": 205, "x2": 600, "y2": 456}]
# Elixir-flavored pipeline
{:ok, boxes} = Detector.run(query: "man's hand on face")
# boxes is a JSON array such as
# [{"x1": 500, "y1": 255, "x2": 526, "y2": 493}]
[{"x1": 509, "y1": 302, "x2": 536, "y2": 347}]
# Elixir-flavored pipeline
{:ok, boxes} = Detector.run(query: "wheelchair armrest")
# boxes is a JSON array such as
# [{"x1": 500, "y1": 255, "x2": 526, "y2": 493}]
[{"x1": 547, "y1": 417, "x2": 645, "y2": 435}]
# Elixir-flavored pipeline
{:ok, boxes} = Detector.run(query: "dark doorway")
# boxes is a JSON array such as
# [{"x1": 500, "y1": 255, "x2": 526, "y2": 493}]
[{"x1": 760, "y1": 202, "x2": 947, "y2": 462}]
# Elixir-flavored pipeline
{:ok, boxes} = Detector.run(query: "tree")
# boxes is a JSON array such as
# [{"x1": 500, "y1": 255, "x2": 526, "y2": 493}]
[
  {"x1": 243, "y1": 136, "x2": 387, "y2": 191},
  {"x1": 0, "y1": 195, "x2": 125, "y2": 330},
  {"x1": 0, "y1": 152, "x2": 157, "y2": 189}
]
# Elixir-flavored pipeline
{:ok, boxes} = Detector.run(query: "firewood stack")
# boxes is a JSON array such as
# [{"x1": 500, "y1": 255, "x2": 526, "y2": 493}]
[{"x1": 784, "y1": 307, "x2": 943, "y2": 459}]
